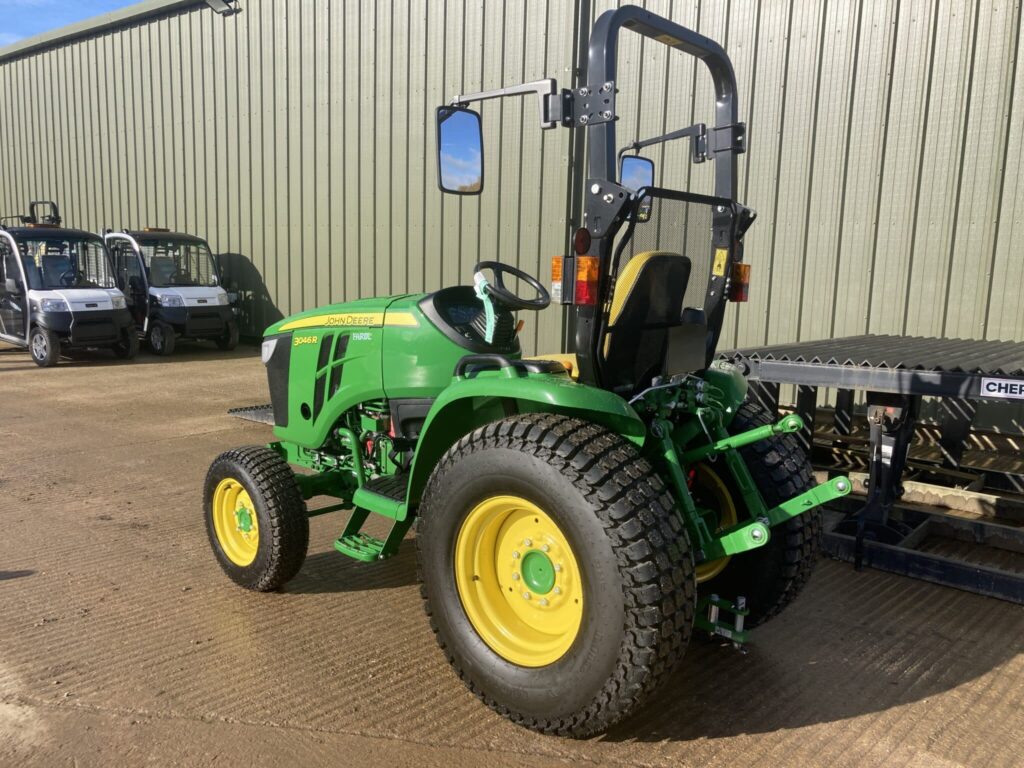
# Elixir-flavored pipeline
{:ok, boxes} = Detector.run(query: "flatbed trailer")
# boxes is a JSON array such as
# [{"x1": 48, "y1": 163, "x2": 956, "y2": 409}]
[{"x1": 724, "y1": 333, "x2": 1024, "y2": 603}]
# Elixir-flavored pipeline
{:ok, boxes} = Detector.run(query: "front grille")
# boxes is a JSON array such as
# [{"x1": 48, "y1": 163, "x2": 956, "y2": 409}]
[
  {"x1": 73, "y1": 321, "x2": 117, "y2": 342},
  {"x1": 265, "y1": 334, "x2": 291, "y2": 428},
  {"x1": 187, "y1": 312, "x2": 224, "y2": 335}
]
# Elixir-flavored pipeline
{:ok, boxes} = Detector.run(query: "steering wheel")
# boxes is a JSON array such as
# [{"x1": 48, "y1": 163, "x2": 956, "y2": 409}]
[
  {"x1": 473, "y1": 261, "x2": 550, "y2": 311},
  {"x1": 59, "y1": 269, "x2": 78, "y2": 287}
]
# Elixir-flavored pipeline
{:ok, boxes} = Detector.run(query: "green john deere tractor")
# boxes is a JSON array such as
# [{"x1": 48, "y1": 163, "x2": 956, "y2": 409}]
[{"x1": 204, "y1": 6, "x2": 852, "y2": 737}]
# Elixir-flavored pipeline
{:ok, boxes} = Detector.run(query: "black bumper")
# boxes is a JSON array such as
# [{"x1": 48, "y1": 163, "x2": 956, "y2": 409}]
[
  {"x1": 35, "y1": 308, "x2": 134, "y2": 347},
  {"x1": 155, "y1": 305, "x2": 234, "y2": 339}
]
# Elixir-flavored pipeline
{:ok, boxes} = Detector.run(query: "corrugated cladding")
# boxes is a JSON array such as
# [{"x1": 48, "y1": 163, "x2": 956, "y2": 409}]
[{"x1": 1, "y1": 0, "x2": 1021, "y2": 378}]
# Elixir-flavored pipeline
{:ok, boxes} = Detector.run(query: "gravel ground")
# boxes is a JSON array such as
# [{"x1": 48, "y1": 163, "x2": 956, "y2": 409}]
[{"x1": 1, "y1": 341, "x2": 1022, "y2": 767}]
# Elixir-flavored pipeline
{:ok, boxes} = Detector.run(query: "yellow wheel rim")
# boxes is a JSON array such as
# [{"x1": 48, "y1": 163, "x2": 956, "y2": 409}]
[
  {"x1": 212, "y1": 477, "x2": 260, "y2": 567},
  {"x1": 693, "y1": 464, "x2": 739, "y2": 583},
  {"x1": 454, "y1": 495, "x2": 584, "y2": 667}
]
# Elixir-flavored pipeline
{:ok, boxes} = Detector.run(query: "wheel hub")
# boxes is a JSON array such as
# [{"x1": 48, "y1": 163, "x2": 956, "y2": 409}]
[
  {"x1": 519, "y1": 549, "x2": 555, "y2": 595},
  {"x1": 234, "y1": 506, "x2": 254, "y2": 533}
]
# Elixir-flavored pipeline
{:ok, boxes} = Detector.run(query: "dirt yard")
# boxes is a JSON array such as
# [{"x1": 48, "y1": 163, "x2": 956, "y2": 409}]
[{"x1": 1, "y1": 341, "x2": 1022, "y2": 767}]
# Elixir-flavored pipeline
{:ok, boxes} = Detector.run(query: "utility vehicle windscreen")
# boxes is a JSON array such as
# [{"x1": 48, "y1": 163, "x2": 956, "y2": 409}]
[
  {"x1": 140, "y1": 240, "x2": 219, "y2": 288},
  {"x1": 16, "y1": 237, "x2": 117, "y2": 290}
]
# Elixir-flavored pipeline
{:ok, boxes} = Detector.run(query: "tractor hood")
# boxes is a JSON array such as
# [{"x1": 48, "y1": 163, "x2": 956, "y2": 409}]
[
  {"x1": 150, "y1": 285, "x2": 228, "y2": 307},
  {"x1": 29, "y1": 288, "x2": 123, "y2": 312},
  {"x1": 265, "y1": 294, "x2": 418, "y2": 336}
]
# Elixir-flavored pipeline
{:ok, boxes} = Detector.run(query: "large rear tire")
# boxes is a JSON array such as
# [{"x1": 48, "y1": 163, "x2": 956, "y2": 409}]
[
  {"x1": 698, "y1": 401, "x2": 821, "y2": 627},
  {"x1": 204, "y1": 446, "x2": 309, "y2": 591},
  {"x1": 417, "y1": 413, "x2": 695, "y2": 737}
]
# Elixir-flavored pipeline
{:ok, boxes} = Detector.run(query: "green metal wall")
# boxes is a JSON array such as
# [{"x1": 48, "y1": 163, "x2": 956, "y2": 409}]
[{"x1": 1, "y1": 0, "x2": 1022, "y2": 371}]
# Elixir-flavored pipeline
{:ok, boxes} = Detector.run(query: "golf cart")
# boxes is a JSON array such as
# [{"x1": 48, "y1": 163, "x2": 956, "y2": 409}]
[
  {"x1": 104, "y1": 228, "x2": 238, "y2": 355},
  {"x1": 204, "y1": 6, "x2": 851, "y2": 736},
  {"x1": 0, "y1": 202, "x2": 137, "y2": 367}
]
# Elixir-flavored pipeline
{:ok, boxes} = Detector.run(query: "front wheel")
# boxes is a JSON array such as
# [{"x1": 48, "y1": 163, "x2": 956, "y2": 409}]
[
  {"x1": 216, "y1": 319, "x2": 239, "y2": 351},
  {"x1": 29, "y1": 326, "x2": 60, "y2": 367},
  {"x1": 417, "y1": 413, "x2": 695, "y2": 738},
  {"x1": 113, "y1": 326, "x2": 139, "y2": 359},
  {"x1": 204, "y1": 446, "x2": 309, "y2": 591},
  {"x1": 148, "y1": 321, "x2": 175, "y2": 356}
]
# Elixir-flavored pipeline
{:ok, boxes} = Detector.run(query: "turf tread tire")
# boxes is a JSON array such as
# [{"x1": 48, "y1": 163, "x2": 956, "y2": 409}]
[
  {"x1": 704, "y1": 400, "x2": 821, "y2": 627},
  {"x1": 204, "y1": 446, "x2": 308, "y2": 591},
  {"x1": 416, "y1": 413, "x2": 696, "y2": 738}
]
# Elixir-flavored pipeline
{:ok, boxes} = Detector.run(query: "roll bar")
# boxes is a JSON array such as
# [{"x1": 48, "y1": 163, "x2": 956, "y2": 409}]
[{"x1": 586, "y1": 5, "x2": 743, "y2": 201}]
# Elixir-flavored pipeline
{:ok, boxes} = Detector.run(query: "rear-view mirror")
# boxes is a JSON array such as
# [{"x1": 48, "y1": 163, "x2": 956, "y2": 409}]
[
  {"x1": 437, "y1": 106, "x2": 483, "y2": 195},
  {"x1": 620, "y1": 155, "x2": 655, "y2": 222},
  {"x1": 5, "y1": 277, "x2": 20, "y2": 295}
]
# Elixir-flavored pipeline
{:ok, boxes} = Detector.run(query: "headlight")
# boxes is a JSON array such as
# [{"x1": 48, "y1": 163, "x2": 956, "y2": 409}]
[
  {"x1": 40, "y1": 298, "x2": 70, "y2": 313},
  {"x1": 261, "y1": 337, "x2": 278, "y2": 365},
  {"x1": 111, "y1": 295, "x2": 127, "y2": 309},
  {"x1": 217, "y1": 292, "x2": 230, "y2": 306},
  {"x1": 159, "y1": 294, "x2": 184, "y2": 307}
]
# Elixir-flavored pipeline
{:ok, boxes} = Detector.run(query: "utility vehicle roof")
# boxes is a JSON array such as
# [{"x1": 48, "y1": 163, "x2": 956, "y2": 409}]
[
  {"x1": 125, "y1": 230, "x2": 209, "y2": 245},
  {"x1": 2, "y1": 225, "x2": 103, "y2": 242}
]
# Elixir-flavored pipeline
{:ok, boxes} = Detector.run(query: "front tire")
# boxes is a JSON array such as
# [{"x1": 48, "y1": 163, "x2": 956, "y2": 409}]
[
  {"x1": 417, "y1": 413, "x2": 695, "y2": 738},
  {"x1": 698, "y1": 401, "x2": 821, "y2": 627},
  {"x1": 113, "y1": 326, "x2": 139, "y2": 359},
  {"x1": 216, "y1": 319, "x2": 239, "y2": 351},
  {"x1": 204, "y1": 446, "x2": 309, "y2": 591},
  {"x1": 148, "y1": 321, "x2": 175, "y2": 356},
  {"x1": 29, "y1": 326, "x2": 60, "y2": 367}
]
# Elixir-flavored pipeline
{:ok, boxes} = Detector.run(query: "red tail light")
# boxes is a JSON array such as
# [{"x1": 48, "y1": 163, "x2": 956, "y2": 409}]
[
  {"x1": 574, "y1": 256, "x2": 600, "y2": 306},
  {"x1": 728, "y1": 262, "x2": 750, "y2": 302}
]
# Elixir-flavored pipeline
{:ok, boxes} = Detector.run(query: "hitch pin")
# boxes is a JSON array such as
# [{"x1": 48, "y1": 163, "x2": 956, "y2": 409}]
[{"x1": 733, "y1": 596, "x2": 747, "y2": 652}]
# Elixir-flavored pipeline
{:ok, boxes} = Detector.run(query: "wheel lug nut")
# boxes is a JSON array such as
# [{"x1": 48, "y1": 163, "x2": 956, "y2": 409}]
[
  {"x1": 522, "y1": 592, "x2": 531, "y2": 600},
  {"x1": 553, "y1": 586, "x2": 561, "y2": 594},
  {"x1": 512, "y1": 573, "x2": 520, "y2": 581},
  {"x1": 554, "y1": 564, "x2": 562, "y2": 572},
  {"x1": 542, "y1": 544, "x2": 550, "y2": 552},
  {"x1": 523, "y1": 538, "x2": 532, "y2": 547},
  {"x1": 539, "y1": 598, "x2": 549, "y2": 606},
  {"x1": 512, "y1": 551, "x2": 520, "y2": 559}
]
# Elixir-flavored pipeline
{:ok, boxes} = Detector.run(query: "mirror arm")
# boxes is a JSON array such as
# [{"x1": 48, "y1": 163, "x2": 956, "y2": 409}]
[
  {"x1": 451, "y1": 79, "x2": 565, "y2": 129},
  {"x1": 616, "y1": 123, "x2": 708, "y2": 164}
]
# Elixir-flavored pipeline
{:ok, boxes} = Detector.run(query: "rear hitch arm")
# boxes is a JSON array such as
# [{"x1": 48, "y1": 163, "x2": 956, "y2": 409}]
[{"x1": 700, "y1": 476, "x2": 853, "y2": 561}]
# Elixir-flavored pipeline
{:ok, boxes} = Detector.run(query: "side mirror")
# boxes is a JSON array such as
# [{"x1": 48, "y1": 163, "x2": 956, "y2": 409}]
[
  {"x1": 5, "y1": 277, "x2": 20, "y2": 295},
  {"x1": 620, "y1": 155, "x2": 655, "y2": 223},
  {"x1": 436, "y1": 106, "x2": 483, "y2": 195}
]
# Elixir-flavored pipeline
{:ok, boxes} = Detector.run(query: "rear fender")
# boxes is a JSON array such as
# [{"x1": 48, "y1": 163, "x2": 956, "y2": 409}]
[{"x1": 405, "y1": 371, "x2": 645, "y2": 508}]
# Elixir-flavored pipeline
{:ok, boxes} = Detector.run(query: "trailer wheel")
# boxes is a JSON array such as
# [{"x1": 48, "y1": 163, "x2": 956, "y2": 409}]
[
  {"x1": 699, "y1": 401, "x2": 821, "y2": 627},
  {"x1": 149, "y1": 321, "x2": 175, "y2": 356},
  {"x1": 216, "y1": 319, "x2": 239, "y2": 351},
  {"x1": 417, "y1": 413, "x2": 695, "y2": 738},
  {"x1": 113, "y1": 326, "x2": 139, "y2": 359},
  {"x1": 29, "y1": 326, "x2": 60, "y2": 367},
  {"x1": 204, "y1": 446, "x2": 309, "y2": 591}
]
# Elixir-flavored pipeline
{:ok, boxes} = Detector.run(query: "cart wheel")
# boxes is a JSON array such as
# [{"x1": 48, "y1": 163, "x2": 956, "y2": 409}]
[
  {"x1": 417, "y1": 413, "x2": 695, "y2": 737},
  {"x1": 113, "y1": 326, "x2": 139, "y2": 359},
  {"x1": 29, "y1": 326, "x2": 60, "y2": 367},
  {"x1": 698, "y1": 400, "x2": 821, "y2": 627},
  {"x1": 149, "y1": 321, "x2": 175, "y2": 356},
  {"x1": 216, "y1": 319, "x2": 239, "y2": 351},
  {"x1": 204, "y1": 446, "x2": 309, "y2": 591}
]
